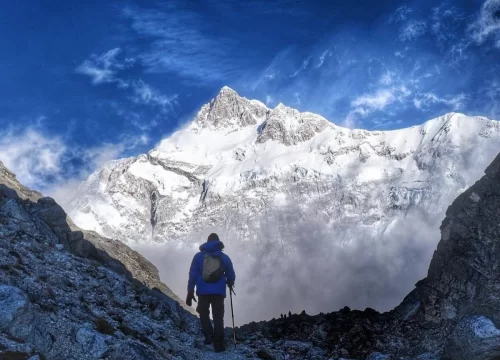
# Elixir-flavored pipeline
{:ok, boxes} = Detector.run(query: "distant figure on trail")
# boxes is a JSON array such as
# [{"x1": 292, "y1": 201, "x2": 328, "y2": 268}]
[{"x1": 186, "y1": 233, "x2": 236, "y2": 353}]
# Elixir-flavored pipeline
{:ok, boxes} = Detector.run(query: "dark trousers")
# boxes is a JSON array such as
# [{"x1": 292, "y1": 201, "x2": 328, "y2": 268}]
[{"x1": 196, "y1": 295, "x2": 225, "y2": 346}]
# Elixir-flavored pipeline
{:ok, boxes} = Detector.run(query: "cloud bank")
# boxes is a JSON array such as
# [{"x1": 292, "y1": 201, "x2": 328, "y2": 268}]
[{"x1": 135, "y1": 203, "x2": 442, "y2": 326}]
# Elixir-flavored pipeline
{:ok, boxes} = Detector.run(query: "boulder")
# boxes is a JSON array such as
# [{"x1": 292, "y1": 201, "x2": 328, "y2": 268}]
[{"x1": 442, "y1": 316, "x2": 500, "y2": 360}]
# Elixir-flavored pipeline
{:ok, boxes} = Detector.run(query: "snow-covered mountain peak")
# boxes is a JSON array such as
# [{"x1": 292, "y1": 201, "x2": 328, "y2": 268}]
[
  {"x1": 257, "y1": 104, "x2": 332, "y2": 145},
  {"x1": 219, "y1": 85, "x2": 237, "y2": 94},
  {"x1": 191, "y1": 86, "x2": 268, "y2": 132}
]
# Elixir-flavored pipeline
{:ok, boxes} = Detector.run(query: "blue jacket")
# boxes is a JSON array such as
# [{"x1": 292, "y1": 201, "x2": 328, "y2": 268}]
[{"x1": 188, "y1": 240, "x2": 236, "y2": 297}]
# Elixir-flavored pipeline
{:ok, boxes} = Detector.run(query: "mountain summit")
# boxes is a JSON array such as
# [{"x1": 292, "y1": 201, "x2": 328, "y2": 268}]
[{"x1": 192, "y1": 86, "x2": 268, "y2": 130}]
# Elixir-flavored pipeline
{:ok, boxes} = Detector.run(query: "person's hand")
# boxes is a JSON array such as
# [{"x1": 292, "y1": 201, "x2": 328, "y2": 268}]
[
  {"x1": 227, "y1": 282, "x2": 235, "y2": 295},
  {"x1": 186, "y1": 292, "x2": 197, "y2": 306}
]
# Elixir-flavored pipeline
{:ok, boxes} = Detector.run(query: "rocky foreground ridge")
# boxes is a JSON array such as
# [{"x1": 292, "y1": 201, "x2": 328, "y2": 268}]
[{"x1": 1, "y1": 152, "x2": 500, "y2": 359}]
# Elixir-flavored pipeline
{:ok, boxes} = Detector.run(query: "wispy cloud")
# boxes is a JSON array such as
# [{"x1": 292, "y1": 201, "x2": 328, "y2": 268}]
[
  {"x1": 379, "y1": 70, "x2": 397, "y2": 86},
  {"x1": 243, "y1": 1, "x2": 495, "y2": 130},
  {"x1": 468, "y1": 0, "x2": 500, "y2": 48},
  {"x1": 389, "y1": 6, "x2": 413, "y2": 24},
  {"x1": 399, "y1": 20, "x2": 428, "y2": 42},
  {"x1": 121, "y1": 4, "x2": 242, "y2": 82},
  {"x1": 290, "y1": 57, "x2": 311, "y2": 78},
  {"x1": 77, "y1": 48, "x2": 178, "y2": 116},
  {"x1": 130, "y1": 80, "x2": 178, "y2": 112},
  {"x1": 265, "y1": 95, "x2": 275, "y2": 107},
  {"x1": 413, "y1": 92, "x2": 468, "y2": 111},
  {"x1": 0, "y1": 127, "x2": 67, "y2": 187},
  {"x1": 351, "y1": 89, "x2": 397, "y2": 115},
  {"x1": 348, "y1": 85, "x2": 412, "y2": 126},
  {"x1": 0, "y1": 120, "x2": 150, "y2": 194},
  {"x1": 431, "y1": 6, "x2": 467, "y2": 47},
  {"x1": 316, "y1": 50, "x2": 332, "y2": 68},
  {"x1": 76, "y1": 48, "x2": 132, "y2": 85}
]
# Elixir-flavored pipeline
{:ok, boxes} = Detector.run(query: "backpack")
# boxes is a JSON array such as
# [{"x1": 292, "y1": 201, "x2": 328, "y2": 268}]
[{"x1": 202, "y1": 254, "x2": 224, "y2": 283}]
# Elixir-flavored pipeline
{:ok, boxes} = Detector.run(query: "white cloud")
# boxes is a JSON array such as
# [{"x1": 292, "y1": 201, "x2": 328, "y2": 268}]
[
  {"x1": 341, "y1": 112, "x2": 359, "y2": 129},
  {"x1": 294, "y1": 92, "x2": 301, "y2": 105},
  {"x1": 122, "y1": 4, "x2": 242, "y2": 82},
  {"x1": 265, "y1": 95, "x2": 274, "y2": 106},
  {"x1": 290, "y1": 57, "x2": 311, "y2": 78},
  {"x1": 389, "y1": 6, "x2": 413, "y2": 24},
  {"x1": 346, "y1": 86, "x2": 413, "y2": 128},
  {"x1": 316, "y1": 50, "x2": 331, "y2": 68},
  {"x1": 0, "y1": 128, "x2": 67, "y2": 188},
  {"x1": 469, "y1": 0, "x2": 500, "y2": 47},
  {"x1": 0, "y1": 122, "x2": 150, "y2": 202},
  {"x1": 131, "y1": 80, "x2": 178, "y2": 111},
  {"x1": 77, "y1": 49, "x2": 178, "y2": 116},
  {"x1": 250, "y1": 48, "x2": 294, "y2": 90},
  {"x1": 399, "y1": 20, "x2": 427, "y2": 42},
  {"x1": 76, "y1": 48, "x2": 130, "y2": 85},
  {"x1": 431, "y1": 6, "x2": 467, "y2": 46},
  {"x1": 379, "y1": 71, "x2": 396, "y2": 85},
  {"x1": 413, "y1": 92, "x2": 468, "y2": 111},
  {"x1": 351, "y1": 89, "x2": 396, "y2": 115}
]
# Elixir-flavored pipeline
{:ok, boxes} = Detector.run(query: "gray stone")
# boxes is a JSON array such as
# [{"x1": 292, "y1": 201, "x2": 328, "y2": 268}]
[
  {"x1": 0, "y1": 285, "x2": 30, "y2": 332},
  {"x1": 366, "y1": 353, "x2": 391, "y2": 360},
  {"x1": 442, "y1": 316, "x2": 500, "y2": 360},
  {"x1": 75, "y1": 324, "x2": 110, "y2": 358},
  {"x1": 413, "y1": 353, "x2": 439, "y2": 360}
]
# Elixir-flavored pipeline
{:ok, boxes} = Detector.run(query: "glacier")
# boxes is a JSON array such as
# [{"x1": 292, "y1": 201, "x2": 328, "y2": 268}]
[{"x1": 68, "y1": 86, "x2": 500, "y2": 323}]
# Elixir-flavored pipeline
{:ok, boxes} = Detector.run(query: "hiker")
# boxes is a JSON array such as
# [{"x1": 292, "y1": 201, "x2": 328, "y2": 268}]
[{"x1": 186, "y1": 233, "x2": 236, "y2": 353}]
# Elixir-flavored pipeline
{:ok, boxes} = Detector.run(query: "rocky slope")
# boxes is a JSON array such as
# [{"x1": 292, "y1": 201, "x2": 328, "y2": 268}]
[{"x1": 0, "y1": 160, "x2": 190, "y2": 314}]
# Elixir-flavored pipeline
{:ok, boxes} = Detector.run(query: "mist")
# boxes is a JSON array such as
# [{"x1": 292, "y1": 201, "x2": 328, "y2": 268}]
[
  {"x1": 117, "y1": 136, "x2": 500, "y2": 326},
  {"x1": 133, "y1": 202, "x2": 444, "y2": 326}
]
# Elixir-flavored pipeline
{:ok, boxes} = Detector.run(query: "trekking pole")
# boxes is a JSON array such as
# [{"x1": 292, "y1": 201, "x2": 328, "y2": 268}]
[{"x1": 229, "y1": 287, "x2": 237, "y2": 348}]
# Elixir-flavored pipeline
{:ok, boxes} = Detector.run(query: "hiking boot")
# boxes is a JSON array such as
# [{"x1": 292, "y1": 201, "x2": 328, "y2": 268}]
[{"x1": 214, "y1": 344, "x2": 226, "y2": 353}]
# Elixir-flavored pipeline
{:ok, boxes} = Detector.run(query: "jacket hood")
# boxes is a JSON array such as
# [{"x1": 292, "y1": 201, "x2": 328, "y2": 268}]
[{"x1": 199, "y1": 240, "x2": 225, "y2": 255}]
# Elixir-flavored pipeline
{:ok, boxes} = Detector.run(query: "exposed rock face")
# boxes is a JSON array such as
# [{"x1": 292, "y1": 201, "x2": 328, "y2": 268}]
[
  {"x1": 257, "y1": 103, "x2": 330, "y2": 145},
  {"x1": 0, "y1": 160, "x2": 41, "y2": 201},
  {"x1": 393, "y1": 151, "x2": 500, "y2": 358},
  {"x1": 442, "y1": 316, "x2": 500, "y2": 360},
  {"x1": 193, "y1": 86, "x2": 268, "y2": 130}
]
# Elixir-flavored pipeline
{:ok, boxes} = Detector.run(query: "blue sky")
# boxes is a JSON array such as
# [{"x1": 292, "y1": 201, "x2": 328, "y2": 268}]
[{"x1": 1, "y1": 0, "x2": 500, "y2": 193}]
